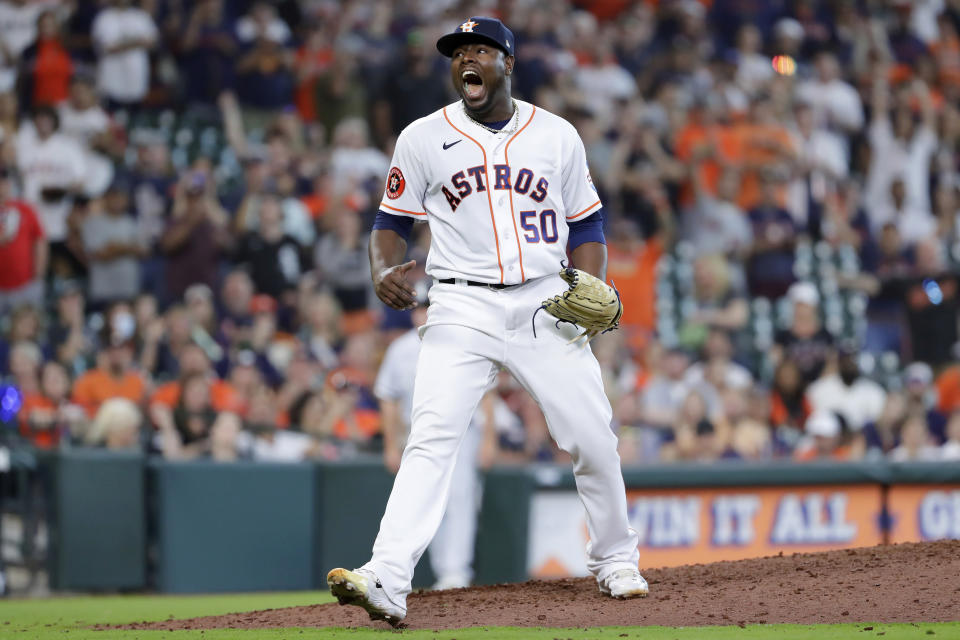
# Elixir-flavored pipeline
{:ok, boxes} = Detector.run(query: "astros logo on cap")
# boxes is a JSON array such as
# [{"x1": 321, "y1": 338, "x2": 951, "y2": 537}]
[{"x1": 459, "y1": 20, "x2": 478, "y2": 32}]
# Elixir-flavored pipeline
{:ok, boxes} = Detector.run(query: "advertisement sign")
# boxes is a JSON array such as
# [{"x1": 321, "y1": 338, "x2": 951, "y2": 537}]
[
  {"x1": 887, "y1": 485, "x2": 960, "y2": 543},
  {"x1": 528, "y1": 485, "x2": 885, "y2": 577}
]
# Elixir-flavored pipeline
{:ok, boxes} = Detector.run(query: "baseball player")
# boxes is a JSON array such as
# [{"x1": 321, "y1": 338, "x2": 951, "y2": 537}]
[{"x1": 328, "y1": 17, "x2": 647, "y2": 626}]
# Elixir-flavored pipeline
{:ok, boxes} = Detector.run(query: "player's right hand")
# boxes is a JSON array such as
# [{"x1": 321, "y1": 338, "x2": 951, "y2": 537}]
[{"x1": 374, "y1": 260, "x2": 418, "y2": 310}]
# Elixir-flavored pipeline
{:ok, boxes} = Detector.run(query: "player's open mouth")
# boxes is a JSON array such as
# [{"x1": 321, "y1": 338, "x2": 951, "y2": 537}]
[{"x1": 462, "y1": 70, "x2": 484, "y2": 101}]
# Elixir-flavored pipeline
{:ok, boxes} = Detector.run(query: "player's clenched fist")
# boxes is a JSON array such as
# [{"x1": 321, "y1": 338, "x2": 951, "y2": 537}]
[{"x1": 374, "y1": 260, "x2": 418, "y2": 310}]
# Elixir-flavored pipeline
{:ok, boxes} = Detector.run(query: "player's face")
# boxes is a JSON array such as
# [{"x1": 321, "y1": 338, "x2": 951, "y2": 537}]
[{"x1": 450, "y1": 42, "x2": 514, "y2": 114}]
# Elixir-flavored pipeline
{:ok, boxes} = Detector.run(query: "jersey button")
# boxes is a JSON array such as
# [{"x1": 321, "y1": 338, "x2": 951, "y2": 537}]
[
  {"x1": 498, "y1": 197, "x2": 505, "y2": 205},
  {"x1": 508, "y1": 266, "x2": 514, "y2": 272}
]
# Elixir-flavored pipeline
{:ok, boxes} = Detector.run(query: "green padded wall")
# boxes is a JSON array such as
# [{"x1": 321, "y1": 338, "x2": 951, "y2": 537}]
[
  {"x1": 154, "y1": 461, "x2": 315, "y2": 593},
  {"x1": 50, "y1": 449, "x2": 146, "y2": 590},
  {"x1": 473, "y1": 466, "x2": 536, "y2": 585}
]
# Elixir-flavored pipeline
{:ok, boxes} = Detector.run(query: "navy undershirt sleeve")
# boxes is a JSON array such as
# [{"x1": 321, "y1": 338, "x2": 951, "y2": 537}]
[
  {"x1": 373, "y1": 210, "x2": 415, "y2": 241},
  {"x1": 567, "y1": 207, "x2": 606, "y2": 251}
]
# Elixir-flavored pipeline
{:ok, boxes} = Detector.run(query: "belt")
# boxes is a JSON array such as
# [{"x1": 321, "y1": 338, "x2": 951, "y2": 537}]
[{"x1": 437, "y1": 278, "x2": 513, "y2": 290}]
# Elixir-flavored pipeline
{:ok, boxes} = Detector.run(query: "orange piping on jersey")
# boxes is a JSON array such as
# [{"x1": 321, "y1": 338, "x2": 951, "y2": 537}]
[
  {"x1": 443, "y1": 106, "x2": 504, "y2": 284},
  {"x1": 566, "y1": 199, "x2": 601, "y2": 220},
  {"x1": 503, "y1": 105, "x2": 537, "y2": 283},
  {"x1": 381, "y1": 202, "x2": 428, "y2": 216}
]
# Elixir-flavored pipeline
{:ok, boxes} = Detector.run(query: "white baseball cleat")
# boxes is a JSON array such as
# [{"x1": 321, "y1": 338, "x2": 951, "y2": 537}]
[
  {"x1": 598, "y1": 568, "x2": 649, "y2": 599},
  {"x1": 327, "y1": 567, "x2": 407, "y2": 627}
]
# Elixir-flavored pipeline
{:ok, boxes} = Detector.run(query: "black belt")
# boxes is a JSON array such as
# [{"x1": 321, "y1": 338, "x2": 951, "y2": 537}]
[{"x1": 438, "y1": 278, "x2": 513, "y2": 290}]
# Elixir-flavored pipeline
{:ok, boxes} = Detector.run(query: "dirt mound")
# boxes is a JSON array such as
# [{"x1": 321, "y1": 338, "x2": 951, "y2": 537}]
[{"x1": 114, "y1": 540, "x2": 960, "y2": 630}]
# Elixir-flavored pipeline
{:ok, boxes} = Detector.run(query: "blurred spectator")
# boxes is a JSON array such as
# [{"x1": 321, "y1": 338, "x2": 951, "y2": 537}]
[
  {"x1": 734, "y1": 24, "x2": 773, "y2": 97},
  {"x1": 867, "y1": 362, "x2": 947, "y2": 455},
  {"x1": 234, "y1": 2, "x2": 293, "y2": 115},
  {"x1": 5, "y1": 339, "x2": 41, "y2": 396},
  {"x1": 769, "y1": 359, "x2": 808, "y2": 439},
  {"x1": 0, "y1": 167, "x2": 46, "y2": 314},
  {"x1": 45, "y1": 281, "x2": 93, "y2": 374},
  {"x1": 235, "y1": 193, "x2": 304, "y2": 299},
  {"x1": 324, "y1": 364, "x2": 380, "y2": 445},
  {"x1": 160, "y1": 170, "x2": 231, "y2": 301},
  {"x1": 772, "y1": 282, "x2": 834, "y2": 385},
  {"x1": 217, "y1": 268, "x2": 254, "y2": 346},
  {"x1": 150, "y1": 342, "x2": 239, "y2": 414},
  {"x1": 298, "y1": 289, "x2": 341, "y2": 370},
  {"x1": 937, "y1": 363, "x2": 960, "y2": 415},
  {"x1": 58, "y1": 72, "x2": 119, "y2": 197},
  {"x1": 315, "y1": 209, "x2": 371, "y2": 313},
  {"x1": 292, "y1": 20, "x2": 331, "y2": 123},
  {"x1": 328, "y1": 117, "x2": 388, "y2": 186},
  {"x1": 313, "y1": 48, "x2": 365, "y2": 143},
  {"x1": 806, "y1": 342, "x2": 887, "y2": 433},
  {"x1": 733, "y1": 95, "x2": 797, "y2": 212},
  {"x1": 207, "y1": 411, "x2": 243, "y2": 461},
  {"x1": 889, "y1": 412, "x2": 939, "y2": 461},
  {"x1": 605, "y1": 218, "x2": 663, "y2": 336},
  {"x1": 876, "y1": 237, "x2": 958, "y2": 367},
  {"x1": 678, "y1": 254, "x2": 748, "y2": 352},
  {"x1": 872, "y1": 177, "x2": 937, "y2": 248},
  {"x1": 19, "y1": 360, "x2": 85, "y2": 448},
  {"x1": 941, "y1": 411, "x2": 960, "y2": 460},
  {"x1": 865, "y1": 75, "x2": 936, "y2": 220},
  {"x1": 179, "y1": 0, "x2": 236, "y2": 109},
  {"x1": 887, "y1": 2, "x2": 930, "y2": 66},
  {"x1": 682, "y1": 165, "x2": 752, "y2": 266},
  {"x1": 16, "y1": 10, "x2": 73, "y2": 110},
  {"x1": 0, "y1": 301, "x2": 41, "y2": 371},
  {"x1": 794, "y1": 410, "x2": 859, "y2": 461},
  {"x1": 0, "y1": 0, "x2": 56, "y2": 94},
  {"x1": 375, "y1": 29, "x2": 449, "y2": 138},
  {"x1": 15, "y1": 104, "x2": 84, "y2": 255},
  {"x1": 129, "y1": 130, "x2": 174, "y2": 262},
  {"x1": 659, "y1": 389, "x2": 728, "y2": 462},
  {"x1": 634, "y1": 346, "x2": 721, "y2": 433},
  {"x1": 81, "y1": 178, "x2": 144, "y2": 305},
  {"x1": 746, "y1": 171, "x2": 798, "y2": 298},
  {"x1": 576, "y1": 40, "x2": 637, "y2": 123},
  {"x1": 287, "y1": 389, "x2": 343, "y2": 460},
  {"x1": 684, "y1": 328, "x2": 753, "y2": 392},
  {"x1": 728, "y1": 418, "x2": 773, "y2": 460},
  {"x1": 243, "y1": 385, "x2": 317, "y2": 462},
  {"x1": 85, "y1": 396, "x2": 141, "y2": 449},
  {"x1": 157, "y1": 371, "x2": 219, "y2": 459},
  {"x1": 795, "y1": 51, "x2": 864, "y2": 135},
  {"x1": 71, "y1": 306, "x2": 145, "y2": 416},
  {"x1": 91, "y1": 0, "x2": 158, "y2": 111},
  {"x1": 788, "y1": 99, "x2": 849, "y2": 231}
]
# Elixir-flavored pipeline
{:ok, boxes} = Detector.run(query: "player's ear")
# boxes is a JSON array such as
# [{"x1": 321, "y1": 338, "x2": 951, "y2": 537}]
[{"x1": 505, "y1": 54, "x2": 515, "y2": 76}]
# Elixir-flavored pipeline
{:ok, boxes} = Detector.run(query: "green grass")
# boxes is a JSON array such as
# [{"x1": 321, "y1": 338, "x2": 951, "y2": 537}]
[{"x1": 0, "y1": 592, "x2": 955, "y2": 639}]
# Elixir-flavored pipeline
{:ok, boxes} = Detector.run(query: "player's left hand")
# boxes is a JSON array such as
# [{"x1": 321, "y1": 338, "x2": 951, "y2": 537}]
[
  {"x1": 374, "y1": 260, "x2": 418, "y2": 310},
  {"x1": 535, "y1": 267, "x2": 623, "y2": 344}
]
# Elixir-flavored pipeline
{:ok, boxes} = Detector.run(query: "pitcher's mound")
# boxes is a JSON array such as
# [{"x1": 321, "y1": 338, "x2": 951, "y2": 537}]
[{"x1": 115, "y1": 540, "x2": 960, "y2": 630}]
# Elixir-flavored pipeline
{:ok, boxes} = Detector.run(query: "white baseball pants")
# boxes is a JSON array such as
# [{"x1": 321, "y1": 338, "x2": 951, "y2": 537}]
[{"x1": 363, "y1": 274, "x2": 640, "y2": 610}]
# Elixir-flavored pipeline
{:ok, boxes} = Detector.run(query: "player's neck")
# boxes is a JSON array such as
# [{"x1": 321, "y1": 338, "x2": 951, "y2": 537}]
[{"x1": 464, "y1": 93, "x2": 514, "y2": 123}]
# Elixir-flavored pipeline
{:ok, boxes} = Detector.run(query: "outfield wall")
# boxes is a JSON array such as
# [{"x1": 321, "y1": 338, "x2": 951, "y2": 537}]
[{"x1": 32, "y1": 451, "x2": 960, "y2": 592}]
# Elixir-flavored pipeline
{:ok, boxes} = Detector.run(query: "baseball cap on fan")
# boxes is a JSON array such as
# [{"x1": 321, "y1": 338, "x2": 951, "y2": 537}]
[{"x1": 436, "y1": 17, "x2": 515, "y2": 58}]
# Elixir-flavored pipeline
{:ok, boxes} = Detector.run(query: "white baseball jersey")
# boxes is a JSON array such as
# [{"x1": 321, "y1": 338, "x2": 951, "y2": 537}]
[
  {"x1": 15, "y1": 129, "x2": 86, "y2": 242},
  {"x1": 379, "y1": 99, "x2": 601, "y2": 285}
]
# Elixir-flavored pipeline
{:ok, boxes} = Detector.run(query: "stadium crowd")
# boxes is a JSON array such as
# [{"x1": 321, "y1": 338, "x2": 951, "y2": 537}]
[{"x1": 1, "y1": 0, "x2": 960, "y2": 466}]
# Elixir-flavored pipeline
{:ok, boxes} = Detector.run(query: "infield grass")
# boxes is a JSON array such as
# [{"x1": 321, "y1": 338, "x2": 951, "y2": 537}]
[{"x1": 0, "y1": 592, "x2": 955, "y2": 640}]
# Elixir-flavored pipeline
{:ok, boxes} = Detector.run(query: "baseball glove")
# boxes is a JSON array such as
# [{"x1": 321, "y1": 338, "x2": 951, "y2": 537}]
[{"x1": 534, "y1": 267, "x2": 623, "y2": 344}]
